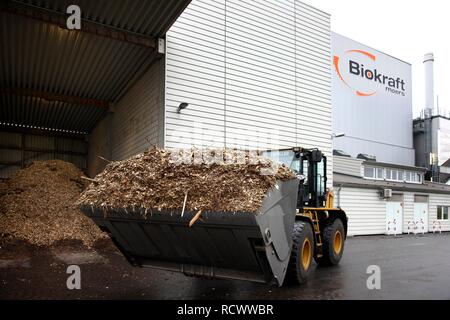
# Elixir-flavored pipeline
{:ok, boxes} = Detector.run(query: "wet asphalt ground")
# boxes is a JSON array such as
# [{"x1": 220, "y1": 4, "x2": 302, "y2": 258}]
[{"x1": 1, "y1": 233, "x2": 450, "y2": 300}]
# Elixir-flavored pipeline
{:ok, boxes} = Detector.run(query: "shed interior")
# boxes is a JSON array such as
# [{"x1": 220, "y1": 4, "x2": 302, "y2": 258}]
[{"x1": 0, "y1": 0, "x2": 191, "y2": 178}]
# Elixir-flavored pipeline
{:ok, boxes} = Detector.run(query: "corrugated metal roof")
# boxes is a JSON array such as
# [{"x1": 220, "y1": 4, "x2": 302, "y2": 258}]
[
  {"x1": 1, "y1": 12, "x2": 153, "y2": 101},
  {"x1": 0, "y1": 92, "x2": 105, "y2": 133},
  {"x1": 334, "y1": 173, "x2": 450, "y2": 195},
  {"x1": 16, "y1": 0, "x2": 191, "y2": 37},
  {"x1": 362, "y1": 160, "x2": 428, "y2": 173},
  {"x1": 0, "y1": 0, "x2": 191, "y2": 133}
]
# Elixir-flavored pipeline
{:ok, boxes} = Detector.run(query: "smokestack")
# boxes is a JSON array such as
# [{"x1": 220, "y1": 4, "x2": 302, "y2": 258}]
[{"x1": 424, "y1": 52, "x2": 435, "y2": 117}]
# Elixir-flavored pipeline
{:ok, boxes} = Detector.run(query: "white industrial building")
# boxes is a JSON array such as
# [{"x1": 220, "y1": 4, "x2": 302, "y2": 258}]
[
  {"x1": 334, "y1": 155, "x2": 450, "y2": 236},
  {"x1": 414, "y1": 115, "x2": 450, "y2": 182},
  {"x1": 412, "y1": 53, "x2": 450, "y2": 183},
  {"x1": 331, "y1": 33, "x2": 415, "y2": 166},
  {"x1": 90, "y1": 4, "x2": 450, "y2": 237},
  {"x1": 331, "y1": 36, "x2": 450, "y2": 236}
]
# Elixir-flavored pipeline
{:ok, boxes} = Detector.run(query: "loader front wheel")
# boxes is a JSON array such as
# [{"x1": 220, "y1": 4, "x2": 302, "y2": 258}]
[
  {"x1": 315, "y1": 218, "x2": 345, "y2": 266},
  {"x1": 286, "y1": 221, "x2": 314, "y2": 285}
]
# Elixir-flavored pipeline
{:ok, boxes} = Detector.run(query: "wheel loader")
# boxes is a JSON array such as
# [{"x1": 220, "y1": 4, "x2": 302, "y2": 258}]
[{"x1": 81, "y1": 147, "x2": 347, "y2": 286}]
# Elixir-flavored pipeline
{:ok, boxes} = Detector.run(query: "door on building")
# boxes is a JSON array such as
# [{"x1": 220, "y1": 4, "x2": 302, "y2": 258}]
[
  {"x1": 386, "y1": 194, "x2": 403, "y2": 234},
  {"x1": 414, "y1": 195, "x2": 429, "y2": 233}
]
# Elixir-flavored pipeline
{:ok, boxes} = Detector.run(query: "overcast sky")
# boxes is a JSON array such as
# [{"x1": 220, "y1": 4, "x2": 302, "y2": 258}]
[{"x1": 303, "y1": 0, "x2": 450, "y2": 117}]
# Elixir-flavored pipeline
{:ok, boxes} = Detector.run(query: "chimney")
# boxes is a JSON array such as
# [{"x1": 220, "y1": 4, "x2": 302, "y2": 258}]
[{"x1": 424, "y1": 52, "x2": 435, "y2": 117}]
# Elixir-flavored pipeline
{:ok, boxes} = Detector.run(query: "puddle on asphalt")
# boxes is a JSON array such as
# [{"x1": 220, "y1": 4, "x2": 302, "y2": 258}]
[
  {"x1": 51, "y1": 250, "x2": 109, "y2": 265},
  {"x1": 0, "y1": 258, "x2": 31, "y2": 268}
]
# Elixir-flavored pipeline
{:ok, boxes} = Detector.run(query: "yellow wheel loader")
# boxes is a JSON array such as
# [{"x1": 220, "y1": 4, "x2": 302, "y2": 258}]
[{"x1": 81, "y1": 147, "x2": 347, "y2": 286}]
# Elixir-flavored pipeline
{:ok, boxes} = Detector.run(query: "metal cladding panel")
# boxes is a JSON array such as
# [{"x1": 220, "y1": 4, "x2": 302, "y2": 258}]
[
  {"x1": 437, "y1": 117, "x2": 450, "y2": 165},
  {"x1": 165, "y1": 0, "x2": 332, "y2": 186},
  {"x1": 335, "y1": 136, "x2": 415, "y2": 166},
  {"x1": 224, "y1": 0, "x2": 296, "y2": 150},
  {"x1": 0, "y1": 132, "x2": 21, "y2": 146},
  {"x1": 339, "y1": 187, "x2": 386, "y2": 236},
  {"x1": 16, "y1": 0, "x2": 192, "y2": 37},
  {"x1": 0, "y1": 93, "x2": 104, "y2": 134},
  {"x1": 295, "y1": 2, "x2": 332, "y2": 187},
  {"x1": 429, "y1": 194, "x2": 450, "y2": 232},
  {"x1": 57, "y1": 137, "x2": 87, "y2": 153},
  {"x1": 23, "y1": 151, "x2": 54, "y2": 164},
  {"x1": 403, "y1": 192, "x2": 415, "y2": 228},
  {"x1": 0, "y1": 130, "x2": 88, "y2": 178},
  {"x1": 111, "y1": 59, "x2": 165, "y2": 161},
  {"x1": 333, "y1": 156, "x2": 363, "y2": 177},
  {"x1": 165, "y1": 0, "x2": 226, "y2": 149},
  {"x1": 0, "y1": 149, "x2": 21, "y2": 162},
  {"x1": 24, "y1": 134, "x2": 53, "y2": 149},
  {"x1": 332, "y1": 32, "x2": 414, "y2": 166},
  {"x1": 55, "y1": 154, "x2": 86, "y2": 168}
]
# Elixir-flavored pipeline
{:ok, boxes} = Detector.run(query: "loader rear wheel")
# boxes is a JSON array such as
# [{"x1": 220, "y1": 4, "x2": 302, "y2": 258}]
[
  {"x1": 315, "y1": 218, "x2": 345, "y2": 266},
  {"x1": 286, "y1": 221, "x2": 314, "y2": 285}
]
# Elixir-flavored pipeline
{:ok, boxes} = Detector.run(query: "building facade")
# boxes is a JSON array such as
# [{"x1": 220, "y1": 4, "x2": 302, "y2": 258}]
[
  {"x1": 414, "y1": 115, "x2": 450, "y2": 183},
  {"x1": 334, "y1": 155, "x2": 450, "y2": 236},
  {"x1": 87, "y1": 0, "x2": 335, "y2": 185},
  {"x1": 165, "y1": 0, "x2": 333, "y2": 185},
  {"x1": 332, "y1": 33, "x2": 415, "y2": 166}
]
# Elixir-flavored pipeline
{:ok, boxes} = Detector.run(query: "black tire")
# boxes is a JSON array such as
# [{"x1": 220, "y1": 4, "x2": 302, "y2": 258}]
[
  {"x1": 315, "y1": 218, "x2": 345, "y2": 266},
  {"x1": 286, "y1": 221, "x2": 314, "y2": 285}
]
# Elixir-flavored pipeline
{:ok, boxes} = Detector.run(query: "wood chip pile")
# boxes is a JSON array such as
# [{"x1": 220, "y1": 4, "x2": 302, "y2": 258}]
[
  {"x1": 0, "y1": 160, "x2": 107, "y2": 246},
  {"x1": 78, "y1": 147, "x2": 295, "y2": 213}
]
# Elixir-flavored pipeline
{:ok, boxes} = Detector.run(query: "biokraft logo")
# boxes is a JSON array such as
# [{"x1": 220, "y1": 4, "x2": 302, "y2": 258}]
[{"x1": 333, "y1": 49, "x2": 406, "y2": 97}]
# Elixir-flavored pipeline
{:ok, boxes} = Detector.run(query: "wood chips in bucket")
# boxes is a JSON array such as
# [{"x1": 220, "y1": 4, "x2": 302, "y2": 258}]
[{"x1": 78, "y1": 146, "x2": 295, "y2": 214}]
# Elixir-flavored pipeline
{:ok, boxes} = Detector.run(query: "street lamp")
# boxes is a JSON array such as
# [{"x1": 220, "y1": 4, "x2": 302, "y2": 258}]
[{"x1": 332, "y1": 132, "x2": 346, "y2": 139}]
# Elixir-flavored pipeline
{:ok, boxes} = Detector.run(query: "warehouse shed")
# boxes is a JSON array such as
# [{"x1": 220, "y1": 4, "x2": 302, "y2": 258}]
[
  {"x1": 2, "y1": 0, "x2": 335, "y2": 186},
  {"x1": 0, "y1": 0, "x2": 332, "y2": 185},
  {"x1": 0, "y1": 0, "x2": 191, "y2": 178}
]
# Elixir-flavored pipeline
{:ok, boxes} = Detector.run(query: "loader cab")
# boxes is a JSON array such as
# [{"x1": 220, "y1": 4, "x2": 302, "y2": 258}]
[
  {"x1": 294, "y1": 148, "x2": 327, "y2": 208},
  {"x1": 262, "y1": 148, "x2": 327, "y2": 209}
]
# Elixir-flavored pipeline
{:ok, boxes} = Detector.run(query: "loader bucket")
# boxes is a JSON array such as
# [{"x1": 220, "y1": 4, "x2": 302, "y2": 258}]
[{"x1": 80, "y1": 179, "x2": 298, "y2": 286}]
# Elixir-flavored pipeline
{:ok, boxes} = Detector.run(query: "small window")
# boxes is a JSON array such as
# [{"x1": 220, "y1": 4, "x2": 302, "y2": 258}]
[
  {"x1": 376, "y1": 168, "x2": 384, "y2": 179},
  {"x1": 437, "y1": 206, "x2": 449, "y2": 220},
  {"x1": 386, "y1": 169, "x2": 392, "y2": 180},
  {"x1": 405, "y1": 171, "x2": 411, "y2": 182},
  {"x1": 416, "y1": 173, "x2": 422, "y2": 183},
  {"x1": 364, "y1": 167, "x2": 375, "y2": 178},
  {"x1": 386, "y1": 169, "x2": 405, "y2": 182},
  {"x1": 391, "y1": 170, "x2": 398, "y2": 181},
  {"x1": 404, "y1": 171, "x2": 422, "y2": 183}
]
